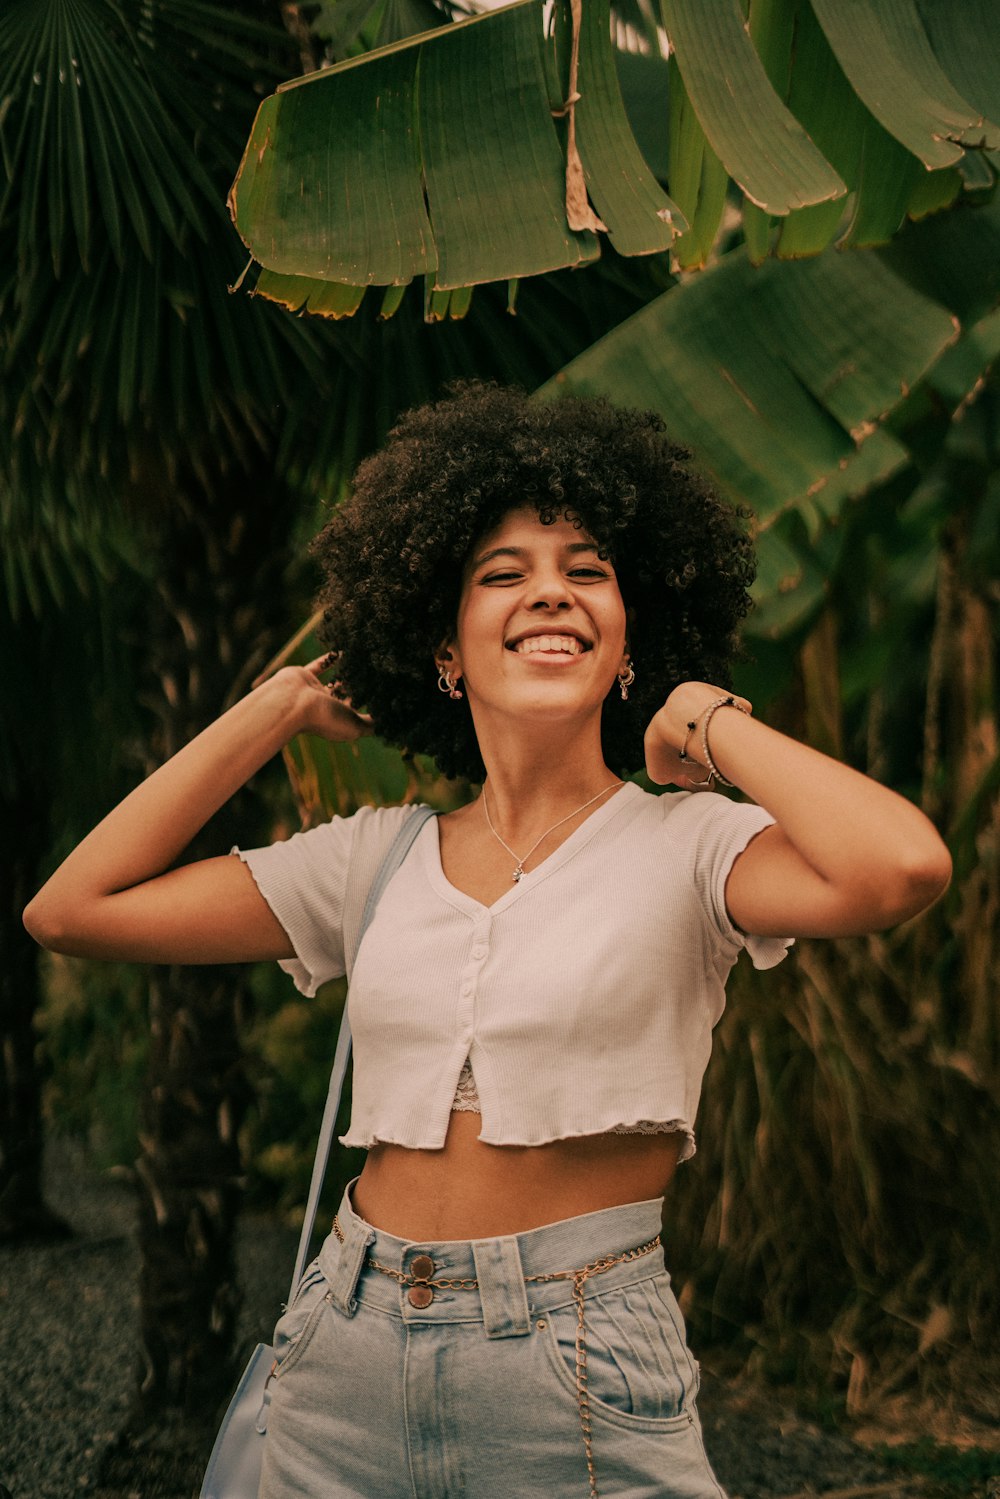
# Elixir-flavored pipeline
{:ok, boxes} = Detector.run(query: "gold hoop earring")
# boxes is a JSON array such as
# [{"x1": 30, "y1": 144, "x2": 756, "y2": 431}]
[
  {"x1": 617, "y1": 662, "x2": 635, "y2": 701},
  {"x1": 437, "y1": 665, "x2": 463, "y2": 700}
]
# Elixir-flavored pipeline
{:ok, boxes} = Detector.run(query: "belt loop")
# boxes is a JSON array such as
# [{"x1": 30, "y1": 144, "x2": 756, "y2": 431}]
[
  {"x1": 321, "y1": 1213, "x2": 375, "y2": 1316},
  {"x1": 471, "y1": 1237, "x2": 531, "y2": 1339}
]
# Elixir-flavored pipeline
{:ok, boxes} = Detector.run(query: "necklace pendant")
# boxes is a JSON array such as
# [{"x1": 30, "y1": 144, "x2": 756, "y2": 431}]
[{"x1": 512, "y1": 866, "x2": 524, "y2": 883}]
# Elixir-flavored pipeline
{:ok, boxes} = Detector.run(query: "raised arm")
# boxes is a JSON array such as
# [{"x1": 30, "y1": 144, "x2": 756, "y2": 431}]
[
  {"x1": 644, "y1": 682, "x2": 952, "y2": 939},
  {"x1": 22, "y1": 658, "x2": 372, "y2": 965}
]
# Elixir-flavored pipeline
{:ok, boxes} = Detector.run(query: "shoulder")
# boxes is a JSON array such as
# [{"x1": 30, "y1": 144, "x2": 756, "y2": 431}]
[
  {"x1": 346, "y1": 802, "x2": 431, "y2": 843},
  {"x1": 630, "y1": 785, "x2": 769, "y2": 830},
  {"x1": 235, "y1": 801, "x2": 431, "y2": 875},
  {"x1": 624, "y1": 784, "x2": 738, "y2": 834},
  {"x1": 338, "y1": 802, "x2": 436, "y2": 886},
  {"x1": 624, "y1": 785, "x2": 776, "y2": 872},
  {"x1": 299, "y1": 800, "x2": 430, "y2": 846}
]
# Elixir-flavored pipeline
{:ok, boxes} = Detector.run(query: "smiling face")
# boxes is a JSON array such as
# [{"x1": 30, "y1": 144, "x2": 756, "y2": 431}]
[{"x1": 437, "y1": 508, "x2": 629, "y2": 731}]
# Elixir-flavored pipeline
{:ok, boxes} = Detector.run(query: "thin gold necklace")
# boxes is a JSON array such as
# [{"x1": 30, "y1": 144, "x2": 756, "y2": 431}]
[{"x1": 481, "y1": 780, "x2": 622, "y2": 882}]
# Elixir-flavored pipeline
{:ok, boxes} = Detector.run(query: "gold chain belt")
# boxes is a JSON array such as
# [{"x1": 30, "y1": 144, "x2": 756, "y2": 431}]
[{"x1": 332, "y1": 1215, "x2": 661, "y2": 1499}]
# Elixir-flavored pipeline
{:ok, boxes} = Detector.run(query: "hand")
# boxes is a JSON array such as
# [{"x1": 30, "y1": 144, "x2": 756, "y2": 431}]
[
  {"x1": 643, "y1": 681, "x2": 752, "y2": 788},
  {"x1": 276, "y1": 653, "x2": 375, "y2": 743}
]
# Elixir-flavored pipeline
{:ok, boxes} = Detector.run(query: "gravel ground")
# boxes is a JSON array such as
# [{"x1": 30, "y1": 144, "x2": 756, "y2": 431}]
[{"x1": 0, "y1": 1143, "x2": 985, "y2": 1499}]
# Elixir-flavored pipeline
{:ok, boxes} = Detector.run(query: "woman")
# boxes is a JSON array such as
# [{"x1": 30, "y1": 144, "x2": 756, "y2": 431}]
[{"x1": 25, "y1": 383, "x2": 951, "y2": 1499}]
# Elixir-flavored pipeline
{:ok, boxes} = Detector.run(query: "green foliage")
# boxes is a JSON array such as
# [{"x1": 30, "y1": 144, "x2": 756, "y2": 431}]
[
  {"x1": 310, "y1": 0, "x2": 461, "y2": 60},
  {"x1": 230, "y1": 0, "x2": 681, "y2": 309},
  {"x1": 668, "y1": 931, "x2": 1000, "y2": 1412},
  {"x1": 544, "y1": 193, "x2": 1000, "y2": 527},
  {"x1": 0, "y1": 0, "x2": 326, "y2": 620},
  {"x1": 661, "y1": 380, "x2": 1000, "y2": 1415},
  {"x1": 231, "y1": 0, "x2": 1000, "y2": 307},
  {"x1": 36, "y1": 957, "x2": 148, "y2": 1167},
  {"x1": 661, "y1": 0, "x2": 847, "y2": 213},
  {"x1": 543, "y1": 243, "x2": 945, "y2": 522}
]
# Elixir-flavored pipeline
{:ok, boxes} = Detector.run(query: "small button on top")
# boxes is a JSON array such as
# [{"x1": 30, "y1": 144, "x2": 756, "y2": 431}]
[
  {"x1": 408, "y1": 1253, "x2": 435, "y2": 1308},
  {"x1": 472, "y1": 946, "x2": 487, "y2": 959}
]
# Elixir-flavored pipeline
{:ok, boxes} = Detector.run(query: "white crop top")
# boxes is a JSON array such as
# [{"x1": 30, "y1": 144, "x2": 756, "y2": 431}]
[{"x1": 234, "y1": 784, "x2": 792, "y2": 1161}]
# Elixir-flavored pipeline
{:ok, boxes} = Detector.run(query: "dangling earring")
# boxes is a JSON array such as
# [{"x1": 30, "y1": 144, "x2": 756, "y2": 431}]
[
  {"x1": 437, "y1": 665, "x2": 463, "y2": 700},
  {"x1": 617, "y1": 660, "x2": 635, "y2": 701}
]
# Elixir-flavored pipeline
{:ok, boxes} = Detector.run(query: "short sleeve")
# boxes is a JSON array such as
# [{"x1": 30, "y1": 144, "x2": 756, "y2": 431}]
[
  {"x1": 665, "y1": 792, "x2": 793, "y2": 971},
  {"x1": 231, "y1": 816, "x2": 356, "y2": 997}
]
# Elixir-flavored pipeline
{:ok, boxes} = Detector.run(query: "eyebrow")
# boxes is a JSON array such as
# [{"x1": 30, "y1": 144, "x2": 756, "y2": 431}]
[{"x1": 472, "y1": 541, "x2": 602, "y2": 568}]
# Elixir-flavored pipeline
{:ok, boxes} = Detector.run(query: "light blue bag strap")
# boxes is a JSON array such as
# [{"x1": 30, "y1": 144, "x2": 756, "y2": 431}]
[{"x1": 287, "y1": 805, "x2": 436, "y2": 1299}]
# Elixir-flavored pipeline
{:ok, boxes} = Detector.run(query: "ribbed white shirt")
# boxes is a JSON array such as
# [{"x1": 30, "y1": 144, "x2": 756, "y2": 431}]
[{"x1": 234, "y1": 784, "x2": 791, "y2": 1160}]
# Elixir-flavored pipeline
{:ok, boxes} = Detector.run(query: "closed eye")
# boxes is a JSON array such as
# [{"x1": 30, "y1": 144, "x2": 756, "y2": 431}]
[{"x1": 481, "y1": 567, "x2": 609, "y2": 584}]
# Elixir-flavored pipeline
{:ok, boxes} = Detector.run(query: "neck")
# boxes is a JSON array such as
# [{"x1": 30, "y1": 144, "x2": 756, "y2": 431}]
[{"x1": 475, "y1": 718, "x2": 619, "y2": 837}]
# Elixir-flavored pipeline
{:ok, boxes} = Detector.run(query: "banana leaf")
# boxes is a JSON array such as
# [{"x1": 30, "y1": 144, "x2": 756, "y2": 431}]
[
  {"x1": 230, "y1": 0, "x2": 681, "y2": 304},
  {"x1": 537, "y1": 247, "x2": 956, "y2": 520},
  {"x1": 229, "y1": 0, "x2": 1000, "y2": 302}
]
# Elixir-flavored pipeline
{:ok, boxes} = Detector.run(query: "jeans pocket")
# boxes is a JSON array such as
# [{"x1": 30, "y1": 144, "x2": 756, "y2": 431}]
[
  {"x1": 272, "y1": 1261, "x2": 330, "y2": 1378},
  {"x1": 542, "y1": 1272, "x2": 700, "y2": 1426}
]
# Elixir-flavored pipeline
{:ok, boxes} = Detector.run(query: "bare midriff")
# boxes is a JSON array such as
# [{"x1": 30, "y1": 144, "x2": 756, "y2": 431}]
[{"x1": 351, "y1": 1110, "x2": 684, "y2": 1240}]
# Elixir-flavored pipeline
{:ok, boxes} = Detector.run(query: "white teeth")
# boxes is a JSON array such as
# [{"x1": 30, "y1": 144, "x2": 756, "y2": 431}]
[{"x1": 513, "y1": 635, "x2": 583, "y2": 655}]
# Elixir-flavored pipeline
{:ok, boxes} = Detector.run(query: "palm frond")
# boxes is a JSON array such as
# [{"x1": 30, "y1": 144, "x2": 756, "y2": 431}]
[{"x1": 0, "y1": 0, "x2": 296, "y2": 275}]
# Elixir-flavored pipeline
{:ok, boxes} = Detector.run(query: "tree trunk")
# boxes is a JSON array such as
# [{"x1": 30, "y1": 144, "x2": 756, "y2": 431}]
[
  {"x1": 137, "y1": 960, "x2": 252, "y2": 1416},
  {"x1": 0, "y1": 786, "x2": 70, "y2": 1242},
  {"x1": 125, "y1": 458, "x2": 298, "y2": 1432}
]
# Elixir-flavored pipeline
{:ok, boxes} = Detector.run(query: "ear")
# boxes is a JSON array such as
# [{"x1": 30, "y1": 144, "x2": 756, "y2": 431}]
[
  {"x1": 621, "y1": 607, "x2": 637, "y2": 670},
  {"x1": 434, "y1": 639, "x2": 462, "y2": 679}
]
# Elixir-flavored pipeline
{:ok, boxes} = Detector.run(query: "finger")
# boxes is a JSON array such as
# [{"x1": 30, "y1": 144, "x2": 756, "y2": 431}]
[
  {"x1": 305, "y1": 651, "x2": 339, "y2": 674},
  {"x1": 341, "y1": 712, "x2": 375, "y2": 741},
  {"x1": 327, "y1": 688, "x2": 373, "y2": 728}
]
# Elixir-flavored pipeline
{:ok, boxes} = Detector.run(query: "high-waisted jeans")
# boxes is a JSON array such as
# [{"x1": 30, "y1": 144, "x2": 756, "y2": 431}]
[{"x1": 258, "y1": 1181, "x2": 727, "y2": 1499}]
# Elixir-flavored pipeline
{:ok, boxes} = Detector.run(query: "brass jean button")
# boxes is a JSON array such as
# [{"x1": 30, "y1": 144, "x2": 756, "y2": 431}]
[{"x1": 408, "y1": 1253, "x2": 435, "y2": 1307}]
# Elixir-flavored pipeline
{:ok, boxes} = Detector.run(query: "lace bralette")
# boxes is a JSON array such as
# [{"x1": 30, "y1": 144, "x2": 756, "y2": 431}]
[{"x1": 450, "y1": 1057, "x2": 684, "y2": 1137}]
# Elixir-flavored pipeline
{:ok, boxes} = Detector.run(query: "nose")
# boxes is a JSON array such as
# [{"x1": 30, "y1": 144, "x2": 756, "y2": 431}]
[{"x1": 526, "y1": 567, "x2": 573, "y2": 611}]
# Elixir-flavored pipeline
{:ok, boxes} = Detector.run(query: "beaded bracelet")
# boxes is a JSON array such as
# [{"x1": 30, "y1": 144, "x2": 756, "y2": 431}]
[
  {"x1": 678, "y1": 716, "x2": 702, "y2": 766},
  {"x1": 678, "y1": 695, "x2": 749, "y2": 788},
  {"x1": 700, "y1": 696, "x2": 749, "y2": 787}
]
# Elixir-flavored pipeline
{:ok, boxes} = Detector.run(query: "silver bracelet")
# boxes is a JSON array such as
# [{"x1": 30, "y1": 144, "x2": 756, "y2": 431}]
[{"x1": 699, "y1": 696, "x2": 749, "y2": 788}]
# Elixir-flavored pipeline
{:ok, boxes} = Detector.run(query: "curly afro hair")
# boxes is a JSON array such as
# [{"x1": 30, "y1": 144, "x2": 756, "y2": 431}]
[{"x1": 311, "y1": 381, "x2": 756, "y2": 783}]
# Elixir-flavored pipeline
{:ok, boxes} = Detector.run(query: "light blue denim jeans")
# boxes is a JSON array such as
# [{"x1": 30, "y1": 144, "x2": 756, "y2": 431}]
[{"x1": 259, "y1": 1181, "x2": 727, "y2": 1498}]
